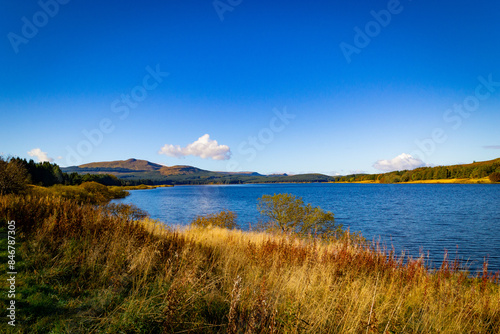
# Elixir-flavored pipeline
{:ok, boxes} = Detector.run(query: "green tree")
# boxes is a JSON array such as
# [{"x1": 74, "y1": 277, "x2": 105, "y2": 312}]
[
  {"x1": 0, "y1": 157, "x2": 30, "y2": 195},
  {"x1": 423, "y1": 168, "x2": 434, "y2": 180},
  {"x1": 434, "y1": 167, "x2": 449, "y2": 180},
  {"x1": 401, "y1": 171, "x2": 411, "y2": 182},
  {"x1": 411, "y1": 171, "x2": 422, "y2": 181},
  {"x1": 191, "y1": 210, "x2": 237, "y2": 229},
  {"x1": 79, "y1": 181, "x2": 116, "y2": 203},
  {"x1": 470, "y1": 167, "x2": 488, "y2": 179},
  {"x1": 257, "y1": 193, "x2": 342, "y2": 238}
]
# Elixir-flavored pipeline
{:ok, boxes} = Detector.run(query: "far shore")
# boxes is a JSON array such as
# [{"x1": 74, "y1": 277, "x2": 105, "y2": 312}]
[
  {"x1": 120, "y1": 177, "x2": 495, "y2": 188},
  {"x1": 114, "y1": 184, "x2": 174, "y2": 190},
  {"x1": 333, "y1": 177, "x2": 493, "y2": 184}
]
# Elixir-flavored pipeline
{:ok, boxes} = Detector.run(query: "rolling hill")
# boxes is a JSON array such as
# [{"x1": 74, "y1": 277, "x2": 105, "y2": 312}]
[
  {"x1": 79, "y1": 158, "x2": 163, "y2": 171},
  {"x1": 62, "y1": 159, "x2": 331, "y2": 185}
]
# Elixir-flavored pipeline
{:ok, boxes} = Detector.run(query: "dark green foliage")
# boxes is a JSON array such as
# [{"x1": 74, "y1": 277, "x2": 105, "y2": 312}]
[
  {"x1": 3, "y1": 157, "x2": 151, "y2": 188},
  {"x1": 401, "y1": 171, "x2": 411, "y2": 182},
  {"x1": 191, "y1": 211, "x2": 237, "y2": 229},
  {"x1": 102, "y1": 172, "x2": 335, "y2": 185},
  {"x1": 11, "y1": 158, "x2": 63, "y2": 186},
  {"x1": 378, "y1": 172, "x2": 401, "y2": 183},
  {"x1": 257, "y1": 193, "x2": 343, "y2": 238}
]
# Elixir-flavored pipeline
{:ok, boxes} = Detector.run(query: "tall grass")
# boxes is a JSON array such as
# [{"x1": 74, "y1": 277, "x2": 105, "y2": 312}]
[{"x1": 1, "y1": 194, "x2": 499, "y2": 333}]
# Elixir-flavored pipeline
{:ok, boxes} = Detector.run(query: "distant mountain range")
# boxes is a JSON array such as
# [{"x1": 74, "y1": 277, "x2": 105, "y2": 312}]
[
  {"x1": 62, "y1": 159, "x2": 333, "y2": 184},
  {"x1": 62, "y1": 157, "x2": 500, "y2": 185}
]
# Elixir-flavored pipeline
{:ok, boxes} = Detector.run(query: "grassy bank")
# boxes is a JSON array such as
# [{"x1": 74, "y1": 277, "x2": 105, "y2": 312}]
[
  {"x1": 334, "y1": 177, "x2": 493, "y2": 184},
  {"x1": 1, "y1": 194, "x2": 499, "y2": 333},
  {"x1": 110, "y1": 184, "x2": 174, "y2": 191}
]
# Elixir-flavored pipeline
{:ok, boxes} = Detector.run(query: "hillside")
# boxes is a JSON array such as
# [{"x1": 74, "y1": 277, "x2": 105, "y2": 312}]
[
  {"x1": 334, "y1": 157, "x2": 500, "y2": 183},
  {"x1": 159, "y1": 165, "x2": 214, "y2": 176},
  {"x1": 79, "y1": 158, "x2": 163, "y2": 171},
  {"x1": 454, "y1": 157, "x2": 500, "y2": 167},
  {"x1": 62, "y1": 159, "x2": 334, "y2": 185}
]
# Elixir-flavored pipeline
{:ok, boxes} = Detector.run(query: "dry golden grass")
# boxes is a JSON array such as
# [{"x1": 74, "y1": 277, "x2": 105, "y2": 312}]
[
  {"x1": 404, "y1": 177, "x2": 491, "y2": 184},
  {"x1": 335, "y1": 177, "x2": 492, "y2": 184},
  {"x1": 1, "y1": 194, "x2": 499, "y2": 333},
  {"x1": 154, "y1": 224, "x2": 500, "y2": 333}
]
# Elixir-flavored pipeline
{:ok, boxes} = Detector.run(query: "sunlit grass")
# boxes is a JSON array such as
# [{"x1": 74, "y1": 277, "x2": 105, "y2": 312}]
[
  {"x1": 335, "y1": 177, "x2": 492, "y2": 184},
  {"x1": 0, "y1": 194, "x2": 499, "y2": 333}
]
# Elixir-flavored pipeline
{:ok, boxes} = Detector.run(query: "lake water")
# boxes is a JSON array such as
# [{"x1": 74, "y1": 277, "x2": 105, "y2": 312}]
[{"x1": 113, "y1": 183, "x2": 500, "y2": 273}]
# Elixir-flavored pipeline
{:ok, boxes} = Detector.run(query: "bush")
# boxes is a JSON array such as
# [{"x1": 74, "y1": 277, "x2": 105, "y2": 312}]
[
  {"x1": 257, "y1": 193, "x2": 343, "y2": 238},
  {"x1": 191, "y1": 210, "x2": 237, "y2": 229},
  {"x1": 106, "y1": 202, "x2": 149, "y2": 221},
  {"x1": 489, "y1": 172, "x2": 500, "y2": 183}
]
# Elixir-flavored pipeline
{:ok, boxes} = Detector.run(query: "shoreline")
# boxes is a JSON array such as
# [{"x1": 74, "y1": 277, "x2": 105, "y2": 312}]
[
  {"x1": 334, "y1": 177, "x2": 492, "y2": 184},
  {"x1": 123, "y1": 178, "x2": 495, "y2": 187}
]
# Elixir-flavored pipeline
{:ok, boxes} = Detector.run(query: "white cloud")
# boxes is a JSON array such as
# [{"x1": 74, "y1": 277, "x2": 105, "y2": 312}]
[
  {"x1": 27, "y1": 148, "x2": 54, "y2": 162},
  {"x1": 158, "y1": 134, "x2": 231, "y2": 160},
  {"x1": 373, "y1": 153, "x2": 426, "y2": 172},
  {"x1": 483, "y1": 145, "x2": 500, "y2": 150}
]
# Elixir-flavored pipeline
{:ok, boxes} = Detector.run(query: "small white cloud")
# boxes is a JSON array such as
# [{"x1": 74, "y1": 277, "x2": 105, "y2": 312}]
[
  {"x1": 483, "y1": 145, "x2": 500, "y2": 150},
  {"x1": 27, "y1": 148, "x2": 54, "y2": 162},
  {"x1": 158, "y1": 134, "x2": 231, "y2": 160},
  {"x1": 373, "y1": 153, "x2": 425, "y2": 172}
]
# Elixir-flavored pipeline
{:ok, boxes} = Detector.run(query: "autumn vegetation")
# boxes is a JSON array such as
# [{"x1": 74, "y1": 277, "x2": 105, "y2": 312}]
[
  {"x1": 1, "y1": 196, "x2": 499, "y2": 332},
  {"x1": 490, "y1": 172, "x2": 500, "y2": 183},
  {"x1": 1, "y1": 156, "x2": 500, "y2": 332},
  {"x1": 336, "y1": 158, "x2": 500, "y2": 183}
]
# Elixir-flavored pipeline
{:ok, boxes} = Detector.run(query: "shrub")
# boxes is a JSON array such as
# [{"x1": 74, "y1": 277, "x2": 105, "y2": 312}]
[
  {"x1": 191, "y1": 210, "x2": 237, "y2": 229},
  {"x1": 489, "y1": 172, "x2": 500, "y2": 183},
  {"x1": 257, "y1": 193, "x2": 343, "y2": 238},
  {"x1": 106, "y1": 202, "x2": 149, "y2": 221}
]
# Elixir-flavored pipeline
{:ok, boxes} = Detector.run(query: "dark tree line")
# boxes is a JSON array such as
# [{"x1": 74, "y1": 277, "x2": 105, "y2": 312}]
[
  {"x1": 0, "y1": 157, "x2": 160, "y2": 195},
  {"x1": 7, "y1": 157, "x2": 125, "y2": 187}
]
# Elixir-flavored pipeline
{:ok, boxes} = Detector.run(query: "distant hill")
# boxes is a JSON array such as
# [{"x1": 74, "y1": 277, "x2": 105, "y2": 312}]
[
  {"x1": 62, "y1": 159, "x2": 333, "y2": 185},
  {"x1": 159, "y1": 165, "x2": 213, "y2": 176},
  {"x1": 79, "y1": 158, "x2": 163, "y2": 171},
  {"x1": 65, "y1": 159, "x2": 214, "y2": 176},
  {"x1": 455, "y1": 158, "x2": 500, "y2": 167}
]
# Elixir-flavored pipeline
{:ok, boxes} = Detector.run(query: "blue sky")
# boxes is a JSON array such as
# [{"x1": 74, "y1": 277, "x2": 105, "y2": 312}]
[{"x1": 1, "y1": 0, "x2": 499, "y2": 175}]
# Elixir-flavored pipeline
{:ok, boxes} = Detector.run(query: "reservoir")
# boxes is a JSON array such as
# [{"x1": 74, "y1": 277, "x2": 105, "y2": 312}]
[{"x1": 114, "y1": 183, "x2": 500, "y2": 273}]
